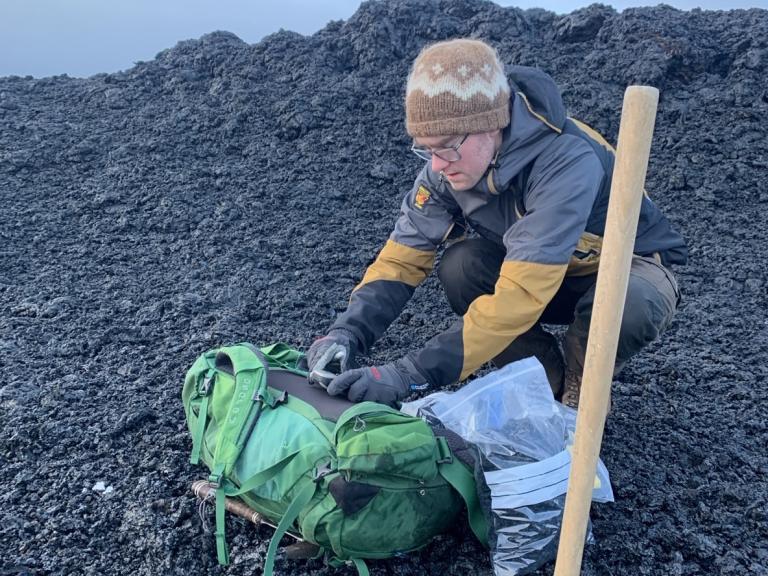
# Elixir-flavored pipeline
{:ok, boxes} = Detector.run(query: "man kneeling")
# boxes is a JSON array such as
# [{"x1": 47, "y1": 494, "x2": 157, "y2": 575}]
[{"x1": 308, "y1": 39, "x2": 686, "y2": 410}]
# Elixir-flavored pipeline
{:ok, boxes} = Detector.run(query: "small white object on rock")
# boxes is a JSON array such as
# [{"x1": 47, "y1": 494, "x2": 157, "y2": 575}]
[{"x1": 92, "y1": 481, "x2": 107, "y2": 492}]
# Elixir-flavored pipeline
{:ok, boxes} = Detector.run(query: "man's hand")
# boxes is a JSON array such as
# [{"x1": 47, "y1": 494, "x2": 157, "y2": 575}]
[
  {"x1": 306, "y1": 328, "x2": 358, "y2": 374},
  {"x1": 326, "y1": 357, "x2": 428, "y2": 408}
]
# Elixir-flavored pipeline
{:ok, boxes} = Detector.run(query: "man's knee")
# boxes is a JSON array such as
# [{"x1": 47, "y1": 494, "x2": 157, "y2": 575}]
[
  {"x1": 438, "y1": 239, "x2": 495, "y2": 281},
  {"x1": 619, "y1": 299, "x2": 665, "y2": 352},
  {"x1": 437, "y1": 240, "x2": 475, "y2": 288},
  {"x1": 617, "y1": 262, "x2": 678, "y2": 361},
  {"x1": 437, "y1": 239, "x2": 504, "y2": 314}
]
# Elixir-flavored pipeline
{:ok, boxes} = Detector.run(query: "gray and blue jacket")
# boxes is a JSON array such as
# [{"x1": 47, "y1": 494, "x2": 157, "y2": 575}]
[{"x1": 333, "y1": 66, "x2": 687, "y2": 388}]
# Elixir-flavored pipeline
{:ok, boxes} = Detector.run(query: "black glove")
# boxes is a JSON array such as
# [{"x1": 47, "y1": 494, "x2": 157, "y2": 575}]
[
  {"x1": 326, "y1": 357, "x2": 429, "y2": 408},
  {"x1": 306, "y1": 328, "x2": 358, "y2": 374}
]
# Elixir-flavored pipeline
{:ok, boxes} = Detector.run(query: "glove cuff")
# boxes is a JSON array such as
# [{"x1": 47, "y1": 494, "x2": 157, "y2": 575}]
[
  {"x1": 329, "y1": 318, "x2": 373, "y2": 355},
  {"x1": 328, "y1": 326, "x2": 361, "y2": 354},
  {"x1": 396, "y1": 356, "x2": 430, "y2": 392}
]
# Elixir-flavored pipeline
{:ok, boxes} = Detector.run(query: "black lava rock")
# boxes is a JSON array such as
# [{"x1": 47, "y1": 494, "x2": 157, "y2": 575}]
[{"x1": 1, "y1": 2, "x2": 767, "y2": 575}]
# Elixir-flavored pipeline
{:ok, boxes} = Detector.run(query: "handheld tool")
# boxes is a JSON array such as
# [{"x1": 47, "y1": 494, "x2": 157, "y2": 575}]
[{"x1": 308, "y1": 342, "x2": 347, "y2": 389}]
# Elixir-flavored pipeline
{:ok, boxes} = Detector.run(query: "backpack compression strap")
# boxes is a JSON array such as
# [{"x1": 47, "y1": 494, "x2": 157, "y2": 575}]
[
  {"x1": 259, "y1": 477, "x2": 370, "y2": 576},
  {"x1": 436, "y1": 437, "x2": 489, "y2": 546},
  {"x1": 263, "y1": 480, "x2": 318, "y2": 576},
  {"x1": 212, "y1": 449, "x2": 305, "y2": 565}
]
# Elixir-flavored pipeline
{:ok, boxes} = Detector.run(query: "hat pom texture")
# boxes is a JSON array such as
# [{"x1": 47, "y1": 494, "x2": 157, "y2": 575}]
[{"x1": 406, "y1": 39, "x2": 511, "y2": 137}]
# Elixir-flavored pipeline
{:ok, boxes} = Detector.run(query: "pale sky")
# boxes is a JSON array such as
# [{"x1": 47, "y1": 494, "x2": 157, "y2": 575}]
[{"x1": 1, "y1": 0, "x2": 765, "y2": 78}]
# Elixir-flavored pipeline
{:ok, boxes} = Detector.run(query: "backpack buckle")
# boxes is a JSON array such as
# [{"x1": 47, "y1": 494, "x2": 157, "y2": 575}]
[
  {"x1": 270, "y1": 390, "x2": 288, "y2": 407},
  {"x1": 200, "y1": 369, "x2": 216, "y2": 395},
  {"x1": 256, "y1": 389, "x2": 288, "y2": 409},
  {"x1": 313, "y1": 461, "x2": 335, "y2": 483}
]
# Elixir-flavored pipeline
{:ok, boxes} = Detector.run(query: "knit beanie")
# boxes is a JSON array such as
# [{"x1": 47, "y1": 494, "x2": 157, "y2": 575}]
[{"x1": 405, "y1": 39, "x2": 511, "y2": 137}]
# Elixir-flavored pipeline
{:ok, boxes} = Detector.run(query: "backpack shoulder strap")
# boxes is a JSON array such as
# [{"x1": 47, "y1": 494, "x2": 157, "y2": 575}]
[
  {"x1": 209, "y1": 344, "x2": 270, "y2": 478},
  {"x1": 206, "y1": 343, "x2": 281, "y2": 566},
  {"x1": 436, "y1": 438, "x2": 489, "y2": 546},
  {"x1": 189, "y1": 352, "x2": 217, "y2": 465}
]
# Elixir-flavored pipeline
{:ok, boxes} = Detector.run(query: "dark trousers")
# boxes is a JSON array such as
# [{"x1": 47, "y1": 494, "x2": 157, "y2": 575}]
[{"x1": 436, "y1": 238, "x2": 680, "y2": 376}]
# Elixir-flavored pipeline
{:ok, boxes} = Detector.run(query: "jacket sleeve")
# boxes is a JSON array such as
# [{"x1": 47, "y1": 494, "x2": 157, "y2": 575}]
[
  {"x1": 411, "y1": 136, "x2": 605, "y2": 386},
  {"x1": 332, "y1": 168, "x2": 456, "y2": 353}
]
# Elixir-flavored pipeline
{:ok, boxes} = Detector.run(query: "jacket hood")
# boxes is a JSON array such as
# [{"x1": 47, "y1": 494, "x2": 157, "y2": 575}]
[
  {"x1": 507, "y1": 65, "x2": 567, "y2": 131},
  {"x1": 485, "y1": 66, "x2": 568, "y2": 194}
]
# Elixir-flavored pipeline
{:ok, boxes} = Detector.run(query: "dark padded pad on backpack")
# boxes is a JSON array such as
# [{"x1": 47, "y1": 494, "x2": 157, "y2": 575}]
[
  {"x1": 328, "y1": 476, "x2": 381, "y2": 516},
  {"x1": 214, "y1": 352, "x2": 234, "y2": 375},
  {"x1": 268, "y1": 369, "x2": 355, "y2": 422}
]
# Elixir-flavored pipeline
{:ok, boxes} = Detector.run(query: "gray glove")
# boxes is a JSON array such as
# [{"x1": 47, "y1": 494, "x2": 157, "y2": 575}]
[
  {"x1": 326, "y1": 357, "x2": 428, "y2": 408},
  {"x1": 306, "y1": 328, "x2": 358, "y2": 375}
]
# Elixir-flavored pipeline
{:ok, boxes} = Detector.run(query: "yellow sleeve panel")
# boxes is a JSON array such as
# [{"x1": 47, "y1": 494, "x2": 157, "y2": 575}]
[
  {"x1": 566, "y1": 231, "x2": 603, "y2": 277},
  {"x1": 460, "y1": 260, "x2": 568, "y2": 380},
  {"x1": 354, "y1": 239, "x2": 436, "y2": 292}
]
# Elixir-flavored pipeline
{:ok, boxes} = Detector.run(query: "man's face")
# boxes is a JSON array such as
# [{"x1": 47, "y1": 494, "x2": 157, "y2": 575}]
[{"x1": 414, "y1": 131, "x2": 500, "y2": 191}]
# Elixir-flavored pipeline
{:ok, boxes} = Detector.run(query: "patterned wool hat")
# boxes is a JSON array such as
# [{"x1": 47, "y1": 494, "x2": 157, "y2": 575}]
[{"x1": 405, "y1": 39, "x2": 511, "y2": 137}]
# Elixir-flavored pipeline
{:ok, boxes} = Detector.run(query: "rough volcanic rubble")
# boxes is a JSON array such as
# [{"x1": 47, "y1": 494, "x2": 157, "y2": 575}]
[{"x1": 1, "y1": 1, "x2": 767, "y2": 575}]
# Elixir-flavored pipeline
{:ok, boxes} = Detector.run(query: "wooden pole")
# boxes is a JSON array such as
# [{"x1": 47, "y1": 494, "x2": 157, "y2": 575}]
[
  {"x1": 191, "y1": 480, "x2": 322, "y2": 560},
  {"x1": 192, "y1": 480, "x2": 267, "y2": 526},
  {"x1": 553, "y1": 86, "x2": 659, "y2": 576}
]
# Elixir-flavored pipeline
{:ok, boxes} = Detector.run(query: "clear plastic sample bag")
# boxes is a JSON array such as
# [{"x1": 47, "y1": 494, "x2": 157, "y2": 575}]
[{"x1": 402, "y1": 357, "x2": 613, "y2": 576}]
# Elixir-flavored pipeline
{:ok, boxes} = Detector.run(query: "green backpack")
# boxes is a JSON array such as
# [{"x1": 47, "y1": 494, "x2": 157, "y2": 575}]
[{"x1": 182, "y1": 342, "x2": 487, "y2": 575}]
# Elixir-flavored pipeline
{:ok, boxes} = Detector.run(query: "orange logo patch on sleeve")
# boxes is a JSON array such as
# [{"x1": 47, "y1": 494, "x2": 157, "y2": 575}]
[{"x1": 414, "y1": 185, "x2": 431, "y2": 210}]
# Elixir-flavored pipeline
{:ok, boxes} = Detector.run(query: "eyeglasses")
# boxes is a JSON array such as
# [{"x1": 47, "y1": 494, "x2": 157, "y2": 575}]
[{"x1": 411, "y1": 134, "x2": 469, "y2": 162}]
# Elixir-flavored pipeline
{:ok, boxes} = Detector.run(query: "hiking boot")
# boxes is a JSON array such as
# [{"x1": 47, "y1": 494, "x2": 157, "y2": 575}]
[
  {"x1": 492, "y1": 326, "x2": 564, "y2": 396},
  {"x1": 560, "y1": 369, "x2": 582, "y2": 409}
]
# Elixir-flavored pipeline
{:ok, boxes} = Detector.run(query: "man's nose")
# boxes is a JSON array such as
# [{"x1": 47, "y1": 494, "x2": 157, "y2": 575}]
[{"x1": 431, "y1": 155, "x2": 450, "y2": 172}]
